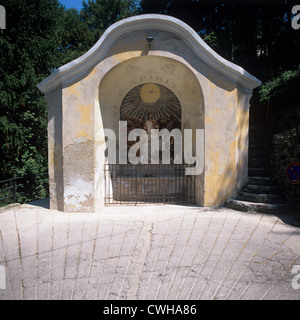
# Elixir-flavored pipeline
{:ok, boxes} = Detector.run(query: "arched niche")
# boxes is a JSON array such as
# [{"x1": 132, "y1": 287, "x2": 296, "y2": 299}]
[
  {"x1": 97, "y1": 55, "x2": 205, "y2": 205},
  {"x1": 98, "y1": 55, "x2": 204, "y2": 148}
]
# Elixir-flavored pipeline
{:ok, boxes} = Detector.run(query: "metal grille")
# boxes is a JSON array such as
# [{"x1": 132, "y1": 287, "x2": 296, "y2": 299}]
[{"x1": 104, "y1": 164, "x2": 195, "y2": 205}]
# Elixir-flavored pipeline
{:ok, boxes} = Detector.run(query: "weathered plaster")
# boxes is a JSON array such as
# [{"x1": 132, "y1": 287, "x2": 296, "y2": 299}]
[
  {"x1": 63, "y1": 141, "x2": 94, "y2": 212},
  {"x1": 45, "y1": 86, "x2": 63, "y2": 211},
  {"x1": 38, "y1": 15, "x2": 261, "y2": 94}
]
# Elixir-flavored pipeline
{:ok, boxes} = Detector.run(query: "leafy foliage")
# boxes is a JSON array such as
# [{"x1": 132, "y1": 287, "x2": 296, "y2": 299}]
[
  {"x1": 259, "y1": 65, "x2": 300, "y2": 103},
  {"x1": 81, "y1": 0, "x2": 141, "y2": 43},
  {"x1": 0, "y1": 0, "x2": 141, "y2": 203},
  {"x1": 0, "y1": 0, "x2": 65, "y2": 202},
  {"x1": 140, "y1": 0, "x2": 300, "y2": 121}
]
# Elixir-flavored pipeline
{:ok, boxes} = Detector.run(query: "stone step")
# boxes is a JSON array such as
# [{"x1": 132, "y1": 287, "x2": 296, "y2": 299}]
[
  {"x1": 248, "y1": 176, "x2": 277, "y2": 186},
  {"x1": 249, "y1": 127, "x2": 271, "y2": 134},
  {"x1": 249, "y1": 139, "x2": 271, "y2": 146},
  {"x1": 249, "y1": 128, "x2": 271, "y2": 135},
  {"x1": 249, "y1": 143, "x2": 271, "y2": 150},
  {"x1": 225, "y1": 198, "x2": 288, "y2": 214},
  {"x1": 249, "y1": 135, "x2": 271, "y2": 141},
  {"x1": 248, "y1": 167, "x2": 270, "y2": 177},
  {"x1": 248, "y1": 149, "x2": 271, "y2": 158},
  {"x1": 243, "y1": 184, "x2": 284, "y2": 195},
  {"x1": 248, "y1": 158, "x2": 270, "y2": 168},
  {"x1": 237, "y1": 191, "x2": 285, "y2": 204}
]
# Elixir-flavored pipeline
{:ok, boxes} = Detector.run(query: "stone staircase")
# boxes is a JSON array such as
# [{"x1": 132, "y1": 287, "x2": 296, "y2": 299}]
[{"x1": 225, "y1": 127, "x2": 288, "y2": 214}]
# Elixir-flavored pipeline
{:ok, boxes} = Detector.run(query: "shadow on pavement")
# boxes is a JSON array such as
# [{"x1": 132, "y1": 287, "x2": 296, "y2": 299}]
[{"x1": 27, "y1": 198, "x2": 50, "y2": 209}]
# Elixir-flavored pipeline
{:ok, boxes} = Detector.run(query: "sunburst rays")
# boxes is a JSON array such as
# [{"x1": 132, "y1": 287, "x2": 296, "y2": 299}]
[{"x1": 120, "y1": 84, "x2": 181, "y2": 122}]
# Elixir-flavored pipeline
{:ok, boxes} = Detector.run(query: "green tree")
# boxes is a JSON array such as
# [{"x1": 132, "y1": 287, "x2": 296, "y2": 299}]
[
  {"x1": 0, "y1": 0, "x2": 65, "y2": 201},
  {"x1": 56, "y1": 8, "x2": 95, "y2": 66},
  {"x1": 81, "y1": 0, "x2": 141, "y2": 43},
  {"x1": 140, "y1": 0, "x2": 300, "y2": 122},
  {"x1": 0, "y1": 0, "x2": 141, "y2": 203}
]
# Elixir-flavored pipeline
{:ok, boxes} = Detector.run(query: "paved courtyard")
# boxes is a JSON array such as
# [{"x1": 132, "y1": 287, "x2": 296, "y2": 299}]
[{"x1": 0, "y1": 200, "x2": 300, "y2": 300}]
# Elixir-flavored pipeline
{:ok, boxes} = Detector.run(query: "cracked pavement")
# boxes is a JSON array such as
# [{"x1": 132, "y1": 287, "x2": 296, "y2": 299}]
[{"x1": 0, "y1": 199, "x2": 300, "y2": 300}]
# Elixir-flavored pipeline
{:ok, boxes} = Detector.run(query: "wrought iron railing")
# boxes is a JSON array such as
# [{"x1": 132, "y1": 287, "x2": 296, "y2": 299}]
[
  {"x1": 0, "y1": 173, "x2": 49, "y2": 207},
  {"x1": 104, "y1": 163, "x2": 196, "y2": 205}
]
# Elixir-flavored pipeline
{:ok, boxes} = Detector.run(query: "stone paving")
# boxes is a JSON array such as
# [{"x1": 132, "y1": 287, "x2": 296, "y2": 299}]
[{"x1": 0, "y1": 200, "x2": 300, "y2": 300}]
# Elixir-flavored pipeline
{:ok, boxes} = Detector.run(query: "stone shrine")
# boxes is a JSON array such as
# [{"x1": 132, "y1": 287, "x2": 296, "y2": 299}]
[{"x1": 38, "y1": 14, "x2": 261, "y2": 212}]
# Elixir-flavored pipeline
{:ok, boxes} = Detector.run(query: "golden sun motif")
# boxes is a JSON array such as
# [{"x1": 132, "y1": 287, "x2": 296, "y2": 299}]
[{"x1": 140, "y1": 84, "x2": 161, "y2": 104}]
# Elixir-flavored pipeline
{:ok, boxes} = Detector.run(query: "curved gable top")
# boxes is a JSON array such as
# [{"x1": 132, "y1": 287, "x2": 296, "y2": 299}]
[{"x1": 37, "y1": 14, "x2": 261, "y2": 94}]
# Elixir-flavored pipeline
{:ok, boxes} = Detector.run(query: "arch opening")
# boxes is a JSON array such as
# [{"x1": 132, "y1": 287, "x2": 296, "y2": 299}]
[{"x1": 99, "y1": 56, "x2": 204, "y2": 206}]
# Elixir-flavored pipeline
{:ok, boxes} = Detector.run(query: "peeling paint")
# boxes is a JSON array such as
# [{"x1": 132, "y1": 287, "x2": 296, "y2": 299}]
[{"x1": 64, "y1": 178, "x2": 93, "y2": 211}]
